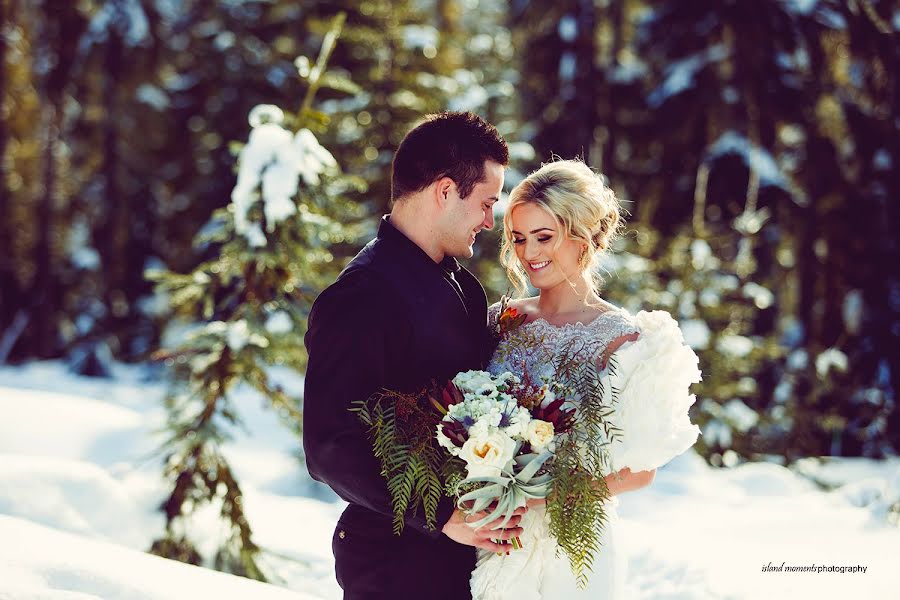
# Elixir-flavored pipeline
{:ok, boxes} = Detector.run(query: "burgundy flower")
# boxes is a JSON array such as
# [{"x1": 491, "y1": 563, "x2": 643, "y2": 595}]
[
  {"x1": 532, "y1": 398, "x2": 576, "y2": 433},
  {"x1": 429, "y1": 381, "x2": 464, "y2": 415},
  {"x1": 441, "y1": 419, "x2": 468, "y2": 448}
]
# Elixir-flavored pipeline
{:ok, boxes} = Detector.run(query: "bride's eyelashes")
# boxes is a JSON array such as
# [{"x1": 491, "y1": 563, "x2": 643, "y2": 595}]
[{"x1": 512, "y1": 236, "x2": 553, "y2": 245}]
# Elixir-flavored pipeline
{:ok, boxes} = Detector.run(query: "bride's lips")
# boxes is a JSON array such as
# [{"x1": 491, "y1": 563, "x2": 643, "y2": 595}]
[{"x1": 528, "y1": 260, "x2": 551, "y2": 272}]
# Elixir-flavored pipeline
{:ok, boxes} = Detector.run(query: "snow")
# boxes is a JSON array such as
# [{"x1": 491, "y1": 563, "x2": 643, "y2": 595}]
[
  {"x1": 136, "y1": 84, "x2": 169, "y2": 111},
  {"x1": 648, "y1": 45, "x2": 729, "y2": 107},
  {"x1": 558, "y1": 51, "x2": 576, "y2": 82},
  {"x1": 67, "y1": 220, "x2": 100, "y2": 271},
  {"x1": 1, "y1": 362, "x2": 899, "y2": 599},
  {"x1": 448, "y1": 70, "x2": 491, "y2": 112},
  {"x1": 708, "y1": 131, "x2": 788, "y2": 189},
  {"x1": 842, "y1": 289, "x2": 863, "y2": 334},
  {"x1": 689, "y1": 239, "x2": 716, "y2": 270},
  {"x1": 81, "y1": 0, "x2": 150, "y2": 49},
  {"x1": 609, "y1": 60, "x2": 648, "y2": 85},
  {"x1": 743, "y1": 282, "x2": 775, "y2": 309},
  {"x1": 722, "y1": 398, "x2": 760, "y2": 432},
  {"x1": 265, "y1": 311, "x2": 294, "y2": 336},
  {"x1": 0, "y1": 515, "x2": 318, "y2": 600},
  {"x1": 557, "y1": 15, "x2": 577, "y2": 42},
  {"x1": 230, "y1": 115, "x2": 337, "y2": 246},
  {"x1": 0, "y1": 361, "x2": 342, "y2": 599},
  {"x1": 402, "y1": 24, "x2": 438, "y2": 50},
  {"x1": 249, "y1": 104, "x2": 285, "y2": 128},
  {"x1": 680, "y1": 319, "x2": 711, "y2": 350},
  {"x1": 872, "y1": 149, "x2": 892, "y2": 170},
  {"x1": 782, "y1": 0, "x2": 818, "y2": 15},
  {"x1": 717, "y1": 334, "x2": 755, "y2": 358},
  {"x1": 816, "y1": 348, "x2": 849, "y2": 377},
  {"x1": 787, "y1": 348, "x2": 809, "y2": 370}
]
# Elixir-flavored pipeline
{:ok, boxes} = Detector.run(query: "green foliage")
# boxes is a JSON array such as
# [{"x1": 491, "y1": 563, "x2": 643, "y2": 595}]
[
  {"x1": 352, "y1": 388, "x2": 448, "y2": 534},
  {"x1": 147, "y1": 14, "x2": 362, "y2": 580},
  {"x1": 545, "y1": 346, "x2": 619, "y2": 587},
  {"x1": 491, "y1": 308, "x2": 624, "y2": 584},
  {"x1": 545, "y1": 441, "x2": 612, "y2": 589}
]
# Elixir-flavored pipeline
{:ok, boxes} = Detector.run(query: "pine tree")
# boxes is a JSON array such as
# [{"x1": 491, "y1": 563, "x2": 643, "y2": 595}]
[
  {"x1": 298, "y1": 0, "x2": 459, "y2": 216},
  {"x1": 147, "y1": 14, "x2": 363, "y2": 579},
  {"x1": 596, "y1": 0, "x2": 898, "y2": 464},
  {"x1": 0, "y1": 0, "x2": 44, "y2": 361}
]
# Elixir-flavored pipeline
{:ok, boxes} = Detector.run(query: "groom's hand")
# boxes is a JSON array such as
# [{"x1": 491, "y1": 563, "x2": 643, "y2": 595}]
[{"x1": 441, "y1": 507, "x2": 527, "y2": 552}]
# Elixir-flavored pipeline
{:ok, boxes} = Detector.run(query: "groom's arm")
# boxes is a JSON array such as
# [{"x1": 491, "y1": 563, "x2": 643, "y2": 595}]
[{"x1": 303, "y1": 269, "x2": 457, "y2": 538}]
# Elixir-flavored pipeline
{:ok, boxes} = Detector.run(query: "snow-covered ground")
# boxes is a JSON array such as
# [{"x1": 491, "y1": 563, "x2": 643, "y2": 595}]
[{"x1": 1, "y1": 362, "x2": 898, "y2": 599}]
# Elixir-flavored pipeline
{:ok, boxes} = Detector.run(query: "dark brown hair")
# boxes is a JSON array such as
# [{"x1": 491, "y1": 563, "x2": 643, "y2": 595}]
[{"x1": 391, "y1": 111, "x2": 509, "y2": 202}]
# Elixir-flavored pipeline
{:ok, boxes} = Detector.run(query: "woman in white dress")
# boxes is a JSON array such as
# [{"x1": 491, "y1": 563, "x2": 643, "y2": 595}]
[{"x1": 470, "y1": 160, "x2": 701, "y2": 599}]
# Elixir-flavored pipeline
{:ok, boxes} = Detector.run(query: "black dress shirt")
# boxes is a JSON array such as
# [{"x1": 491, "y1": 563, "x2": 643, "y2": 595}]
[{"x1": 303, "y1": 216, "x2": 492, "y2": 598}]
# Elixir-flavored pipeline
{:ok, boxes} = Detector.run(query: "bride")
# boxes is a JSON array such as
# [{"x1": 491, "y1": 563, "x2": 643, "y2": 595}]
[{"x1": 471, "y1": 160, "x2": 701, "y2": 599}]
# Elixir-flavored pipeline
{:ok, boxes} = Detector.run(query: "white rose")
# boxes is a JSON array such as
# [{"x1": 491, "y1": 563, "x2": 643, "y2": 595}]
[
  {"x1": 459, "y1": 431, "x2": 517, "y2": 479},
  {"x1": 468, "y1": 418, "x2": 490, "y2": 441},
  {"x1": 503, "y1": 406, "x2": 532, "y2": 439},
  {"x1": 526, "y1": 419, "x2": 555, "y2": 451}
]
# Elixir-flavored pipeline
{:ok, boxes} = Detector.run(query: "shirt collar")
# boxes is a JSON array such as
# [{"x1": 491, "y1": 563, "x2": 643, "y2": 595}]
[{"x1": 377, "y1": 215, "x2": 461, "y2": 275}]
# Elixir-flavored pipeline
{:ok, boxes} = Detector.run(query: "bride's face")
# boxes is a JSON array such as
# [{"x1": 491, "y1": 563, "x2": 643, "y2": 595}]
[{"x1": 509, "y1": 202, "x2": 585, "y2": 291}]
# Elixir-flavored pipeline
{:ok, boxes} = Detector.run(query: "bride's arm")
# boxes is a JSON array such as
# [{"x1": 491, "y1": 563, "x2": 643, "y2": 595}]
[
  {"x1": 525, "y1": 467, "x2": 654, "y2": 508},
  {"x1": 604, "y1": 467, "x2": 655, "y2": 495}
]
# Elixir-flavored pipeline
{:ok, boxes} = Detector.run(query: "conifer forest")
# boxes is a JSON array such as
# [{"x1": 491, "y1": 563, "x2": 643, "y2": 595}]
[{"x1": 2, "y1": 0, "x2": 898, "y2": 583}]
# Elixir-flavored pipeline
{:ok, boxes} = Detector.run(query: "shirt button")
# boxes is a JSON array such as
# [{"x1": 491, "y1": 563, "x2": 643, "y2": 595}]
[{"x1": 338, "y1": 530, "x2": 346, "y2": 539}]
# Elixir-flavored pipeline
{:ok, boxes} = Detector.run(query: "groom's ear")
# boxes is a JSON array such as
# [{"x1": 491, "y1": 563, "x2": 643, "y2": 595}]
[{"x1": 434, "y1": 177, "x2": 455, "y2": 209}]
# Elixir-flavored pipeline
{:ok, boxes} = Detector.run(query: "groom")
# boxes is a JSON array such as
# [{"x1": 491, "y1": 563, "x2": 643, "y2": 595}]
[{"x1": 304, "y1": 112, "x2": 524, "y2": 598}]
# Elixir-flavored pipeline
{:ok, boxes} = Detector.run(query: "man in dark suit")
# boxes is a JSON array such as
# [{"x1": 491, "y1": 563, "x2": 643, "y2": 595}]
[{"x1": 304, "y1": 112, "x2": 526, "y2": 598}]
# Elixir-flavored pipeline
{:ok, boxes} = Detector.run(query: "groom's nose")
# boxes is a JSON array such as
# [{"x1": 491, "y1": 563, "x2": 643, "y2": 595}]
[{"x1": 482, "y1": 208, "x2": 495, "y2": 230}]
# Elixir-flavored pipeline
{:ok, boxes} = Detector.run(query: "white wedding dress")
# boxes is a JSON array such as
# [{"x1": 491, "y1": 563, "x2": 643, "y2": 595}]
[{"x1": 470, "y1": 304, "x2": 702, "y2": 600}]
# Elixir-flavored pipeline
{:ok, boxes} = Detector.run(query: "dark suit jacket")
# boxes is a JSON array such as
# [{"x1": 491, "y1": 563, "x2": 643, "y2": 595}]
[{"x1": 303, "y1": 216, "x2": 493, "y2": 599}]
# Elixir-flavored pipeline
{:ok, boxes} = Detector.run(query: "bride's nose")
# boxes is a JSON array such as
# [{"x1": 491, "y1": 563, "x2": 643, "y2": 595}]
[{"x1": 523, "y1": 239, "x2": 541, "y2": 260}]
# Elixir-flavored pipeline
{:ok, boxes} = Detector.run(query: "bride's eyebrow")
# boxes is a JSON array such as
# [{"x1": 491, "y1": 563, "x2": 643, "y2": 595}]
[{"x1": 510, "y1": 228, "x2": 555, "y2": 235}]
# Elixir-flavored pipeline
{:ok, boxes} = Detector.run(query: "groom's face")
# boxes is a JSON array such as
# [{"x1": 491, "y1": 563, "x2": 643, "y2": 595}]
[{"x1": 440, "y1": 160, "x2": 504, "y2": 259}]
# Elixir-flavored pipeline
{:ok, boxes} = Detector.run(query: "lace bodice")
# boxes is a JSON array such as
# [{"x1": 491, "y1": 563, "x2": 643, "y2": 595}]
[
  {"x1": 474, "y1": 305, "x2": 701, "y2": 599},
  {"x1": 486, "y1": 302, "x2": 640, "y2": 386}
]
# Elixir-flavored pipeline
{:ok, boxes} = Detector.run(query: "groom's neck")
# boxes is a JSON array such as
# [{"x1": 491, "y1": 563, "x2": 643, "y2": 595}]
[{"x1": 389, "y1": 201, "x2": 444, "y2": 264}]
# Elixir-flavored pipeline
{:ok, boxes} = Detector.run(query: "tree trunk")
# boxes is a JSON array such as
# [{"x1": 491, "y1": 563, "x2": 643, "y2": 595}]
[
  {"x1": 97, "y1": 31, "x2": 125, "y2": 348},
  {"x1": 574, "y1": 0, "x2": 596, "y2": 162},
  {"x1": 30, "y1": 103, "x2": 59, "y2": 357},
  {"x1": 0, "y1": 0, "x2": 19, "y2": 341}
]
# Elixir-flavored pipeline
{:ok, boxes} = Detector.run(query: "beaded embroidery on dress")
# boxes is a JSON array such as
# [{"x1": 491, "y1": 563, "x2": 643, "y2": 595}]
[
  {"x1": 486, "y1": 302, "x2": 640, "y2": 390},
  {"x1": 470, "y1": 302, "x2": 702, "y2": 600},
  {"x1": 470, "y1": 303, "x2": 637, "y2": 600}
]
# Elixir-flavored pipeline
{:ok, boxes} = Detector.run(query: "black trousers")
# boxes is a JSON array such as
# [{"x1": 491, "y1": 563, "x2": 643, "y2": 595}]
[{"x1": 332, "y1": 504, "x2": 474, "y2": 599}]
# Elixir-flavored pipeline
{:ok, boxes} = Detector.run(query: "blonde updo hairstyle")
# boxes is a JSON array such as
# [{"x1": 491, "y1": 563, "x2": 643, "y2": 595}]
[{"x1": 500, "y1": 159, "x2": 624, "y2": 296}]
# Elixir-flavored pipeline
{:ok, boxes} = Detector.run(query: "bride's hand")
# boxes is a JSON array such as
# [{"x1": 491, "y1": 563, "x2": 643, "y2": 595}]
[
  {"x1": 525, "y1": 497, "x2": 546, "y2": 508},
  {"x1": 603, "y1": 467, "x2": 656, "y2": 495},
  {"x1": 441, "y1": 506, "x2": 527, "y2": 552}
]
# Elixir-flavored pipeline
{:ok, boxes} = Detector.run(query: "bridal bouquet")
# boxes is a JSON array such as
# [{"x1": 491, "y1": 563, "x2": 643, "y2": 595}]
[
  {"x1": 354, "y1": 300, "x2": 701, "y2": 586},
  {"x1": 432, "y1": 370, "x2": 576, "y2": 549},
  {"x1": 351, "y1": 363, "x2": 576, "y2": 541}
]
